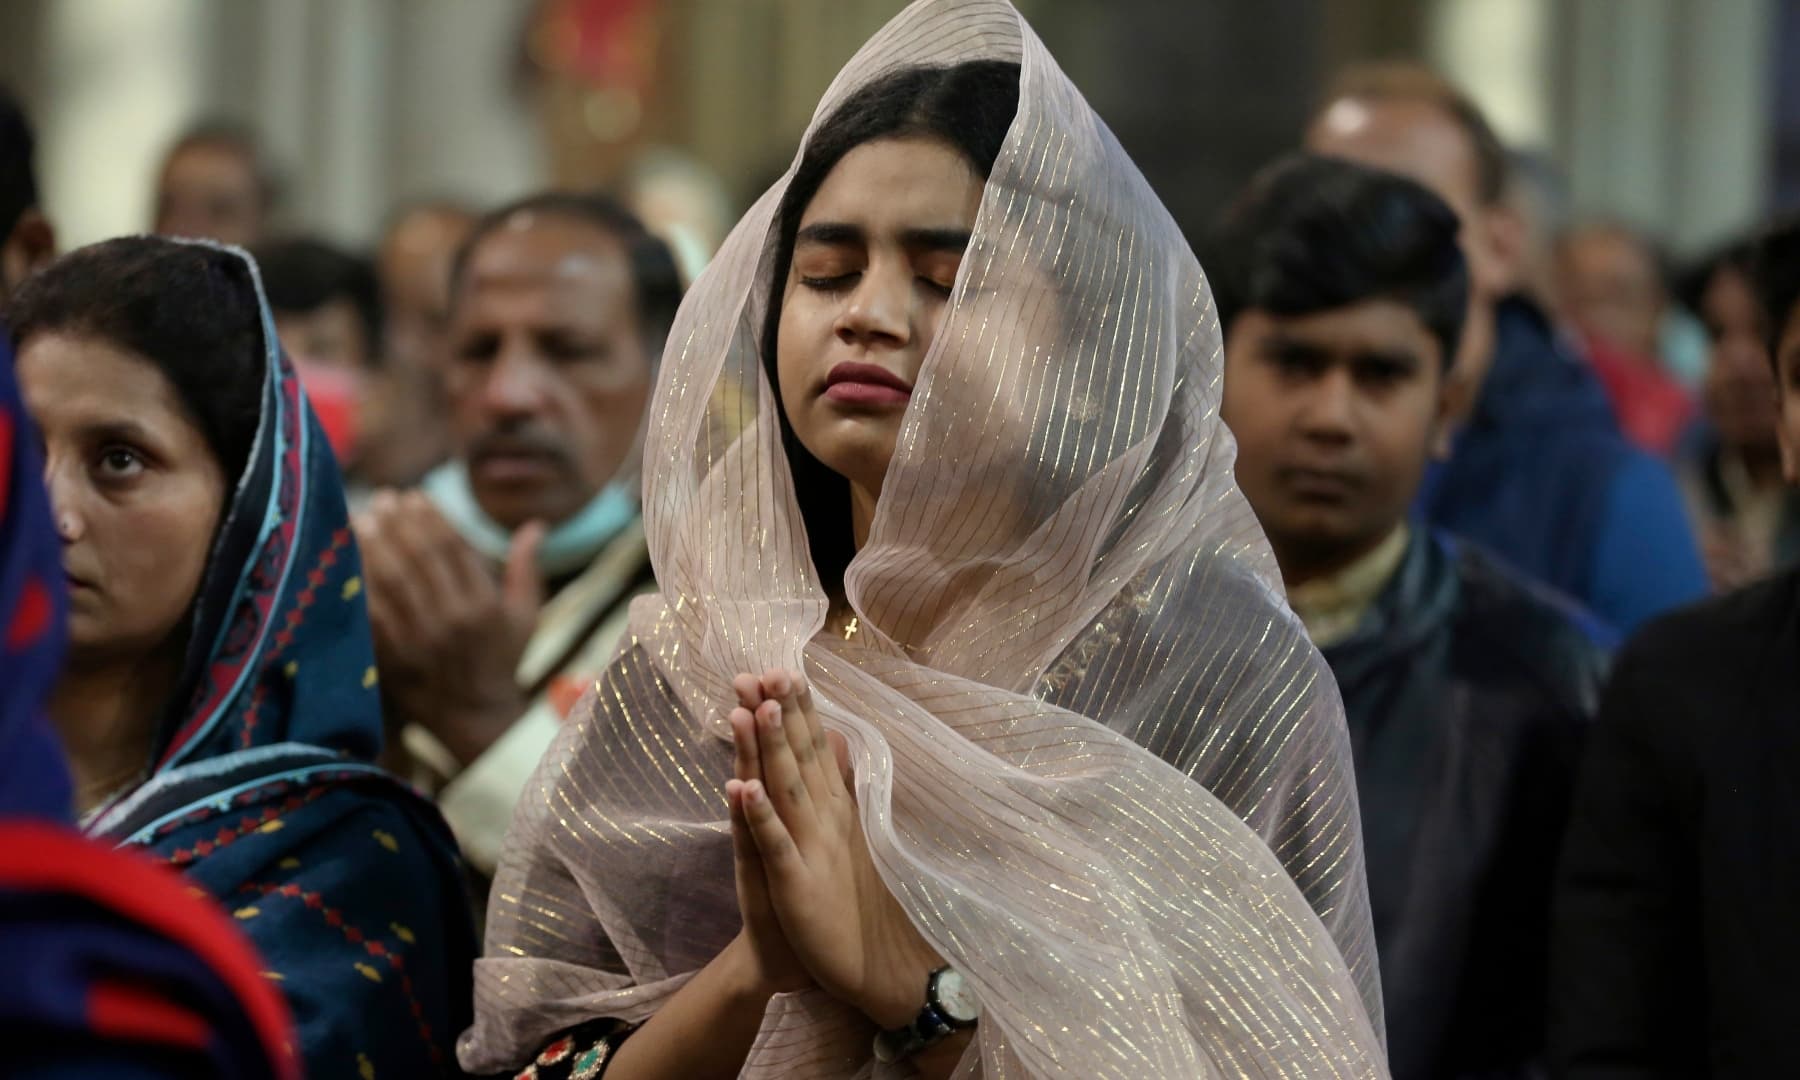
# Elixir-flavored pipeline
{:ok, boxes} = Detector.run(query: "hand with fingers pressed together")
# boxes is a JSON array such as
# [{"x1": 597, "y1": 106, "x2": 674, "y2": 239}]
[
  {"x1": 724, "y1": 668, "x2": 950, "y2": 1033},
  {"x1": 351, "y1": 488, "x2": 545, "y2": 765}
]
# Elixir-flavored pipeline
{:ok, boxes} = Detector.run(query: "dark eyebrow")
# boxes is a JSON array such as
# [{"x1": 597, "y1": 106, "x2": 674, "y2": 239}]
[
  {"x1": 1353, "y1": 347, "x2": 1423, "y2": 371},
  {"x1": 794, "y1": 222, "x2": 863, "y2": 247},
  {"x1": 85, "y1": 419, "x2": 157, "y2": 444},
  {"x1": 793, "y1": 222, "x2": 971, "y2": 254},
  {"x1": 1266, "y1": 337, "x2": 1328, "y2": 363},
  {"x1": 898, "y1": 227, "x2": 972, "y2": 254}
]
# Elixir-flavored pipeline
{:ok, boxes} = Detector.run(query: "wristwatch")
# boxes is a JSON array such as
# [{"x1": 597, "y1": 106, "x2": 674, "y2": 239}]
[{"x1": 872, "y1": 965, "x2": 981, "y2": 1063}]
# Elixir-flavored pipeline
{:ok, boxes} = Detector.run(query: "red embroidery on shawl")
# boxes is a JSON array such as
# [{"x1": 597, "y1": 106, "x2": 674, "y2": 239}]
[
  {"x1": 238, "y1": 879, "x2": 441, "y2": 1064},
  {"x1": 166, "y1": 790, "x2": 327, "y2": 868},
  {"x1": 239, "y1": 528, "x2": 354, "y2": 748},
  {"x1": 161, "y1": 377, "x2": 309, "y2": 767}
]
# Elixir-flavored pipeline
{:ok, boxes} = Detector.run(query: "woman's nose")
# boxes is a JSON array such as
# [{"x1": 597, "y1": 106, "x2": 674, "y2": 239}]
[
  {"x1": 837, "y1": 266, "x2": 913, "y2": 346},
  {"x1": 41, "y1": 464, "x2": 84, "y2": 543}
]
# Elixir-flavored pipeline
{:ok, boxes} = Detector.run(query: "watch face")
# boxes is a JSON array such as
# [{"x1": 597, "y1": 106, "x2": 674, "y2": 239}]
[{"x1": 933, "y1": 968, "x2": 980, "y2": 1024}]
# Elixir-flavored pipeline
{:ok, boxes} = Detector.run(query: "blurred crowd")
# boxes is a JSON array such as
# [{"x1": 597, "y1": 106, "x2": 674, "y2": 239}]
[{"x1": 2, "y1": 2, "x2": 1797, "y2": 1077}]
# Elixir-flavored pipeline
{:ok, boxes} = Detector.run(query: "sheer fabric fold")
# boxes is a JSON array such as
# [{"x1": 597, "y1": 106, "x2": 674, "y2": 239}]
[{"x1": 463, "y1": 2, "x2": 1385, "y2": 1075}]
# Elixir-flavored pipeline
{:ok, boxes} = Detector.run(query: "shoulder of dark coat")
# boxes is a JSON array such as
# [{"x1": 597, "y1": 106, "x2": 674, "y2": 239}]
[
  {"x1": 1613, "y1": 566, "x2": 1800, "y2": 688},
  {"x1": 1450, "y1": 543, "x2": 1614, "y2": 720}
]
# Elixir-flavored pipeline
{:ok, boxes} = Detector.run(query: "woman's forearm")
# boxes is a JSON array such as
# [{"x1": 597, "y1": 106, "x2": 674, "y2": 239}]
[{"x1": 603, "y1": 936, "x2": 776, "y2": 1080}]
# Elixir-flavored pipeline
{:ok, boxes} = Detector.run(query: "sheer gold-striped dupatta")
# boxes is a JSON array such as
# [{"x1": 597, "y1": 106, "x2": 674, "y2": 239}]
[{"x1": 462, "y1": 2, "x2": 1386, "y2": 1076}]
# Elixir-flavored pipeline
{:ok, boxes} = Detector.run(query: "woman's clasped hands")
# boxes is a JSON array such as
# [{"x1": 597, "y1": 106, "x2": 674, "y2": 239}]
[{"x1": 723, "y1": 668, "x2": 947, "y2": 1032}]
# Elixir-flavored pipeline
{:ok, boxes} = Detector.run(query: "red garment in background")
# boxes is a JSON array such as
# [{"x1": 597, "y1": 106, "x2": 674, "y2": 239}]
[
  {"x1": 290, "y1": 361, "x2": 361, "y2": 466},
  {"x1": 1582, "y1": 335, "x2": 1696, "y2": 457}
]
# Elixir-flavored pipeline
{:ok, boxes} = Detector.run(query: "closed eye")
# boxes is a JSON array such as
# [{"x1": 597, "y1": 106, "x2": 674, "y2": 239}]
[{"x1": 800, "y1": 273, "x2": 859, "y2": 292}]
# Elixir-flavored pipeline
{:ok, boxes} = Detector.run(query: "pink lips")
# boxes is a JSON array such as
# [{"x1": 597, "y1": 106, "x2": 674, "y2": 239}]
[{"x1": 823, "y1": 362, "x2": 912, "y2": 407}]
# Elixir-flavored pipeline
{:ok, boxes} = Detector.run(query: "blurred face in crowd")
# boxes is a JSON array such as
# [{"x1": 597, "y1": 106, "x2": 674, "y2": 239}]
[
  {"x1": 154, "y1": 140, "x2": 266, "y2": 248},
  {"x1": 1222, "y1": 300, "x2": 1453, "y2": 584},
  {"x1": 381, "y1": 205, "x2": 476, "y2": 372},
  {"x1": 1307, "y1": 97, "x2": 1514, "y2": 413},
  {"x1": 1770, "y1": 295, "x2": 1800, "y2": 484},
  {"x1": 446, "y1": 213, "x2": 654, "y2": 530},
  {"x1": 275, "y1": 299, "x2": 374, "y2": 374},
  {"x1": 1, "y1": 211, "x2": 54, "y2": 301},
  {"x1": 1556, "y1": 225, "x2": 1665, "y2": 359},
  {"x1": 775, "y1": 136, "x2": 982, "y2": 503},
  {"x1": 17, "y1": 333, "x2": 225, "y2": 664},
  {"x1": 352, "y1": 206, "x2": 476, "y2": 488},
  {"x1": 1698, "y1": 264, "x2": 1779, "y2": 457}
]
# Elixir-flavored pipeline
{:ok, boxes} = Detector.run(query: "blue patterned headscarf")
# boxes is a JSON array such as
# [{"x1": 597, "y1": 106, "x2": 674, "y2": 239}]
[
  {"x1": 1, "y1": 336, "x2": 303, "y2": 1078},
  {"x1": 0, "y1": 334, "x2": 70, "y2": 820},
  {"x1": 68, "y1": 240, "x2": 474, "y2": 1078}
]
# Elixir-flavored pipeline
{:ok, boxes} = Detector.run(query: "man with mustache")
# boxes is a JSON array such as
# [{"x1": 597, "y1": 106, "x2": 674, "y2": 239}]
[
  {"x1": 354, "y1": 193, "x2": 681, "y2": 880},
  {"x1": 1214, "y1": 154, "x2": 1609, "y2": 1080}
]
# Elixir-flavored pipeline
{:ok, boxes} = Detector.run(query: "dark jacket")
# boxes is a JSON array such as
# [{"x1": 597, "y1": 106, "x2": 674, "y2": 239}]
[
  {"x1": 1550, "y1": 567, "x2": 1800, "y2": 1078},
  {"x1": 1419, "y1": 296, "x2": 1706, "y2": 632},
  {"x1": 1322, "y1": 531, "x2": 1609, "y2": 1080}
]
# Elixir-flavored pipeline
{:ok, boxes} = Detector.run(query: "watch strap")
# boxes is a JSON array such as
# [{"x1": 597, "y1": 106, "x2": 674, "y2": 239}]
[{"x1": 871, "y1": 966, "x2": 972, "y2": 1063}]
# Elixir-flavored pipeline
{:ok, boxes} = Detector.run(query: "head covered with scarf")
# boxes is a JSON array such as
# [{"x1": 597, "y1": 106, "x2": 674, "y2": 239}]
[
  {"x1": 5, "y1": 236, "x2": 474, "y2": 1077},
  {"x1": 465, "y1": 3, "x2": 1383, "y2": 1076},
  {"x1": 0, "y1": 336, "x2": 300, "y2": 1078}
]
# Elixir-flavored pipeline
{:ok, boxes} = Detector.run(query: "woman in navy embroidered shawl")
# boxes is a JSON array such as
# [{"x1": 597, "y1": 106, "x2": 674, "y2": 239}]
[{"x1": 6, "y1": 236, "x2": 475, "y2": 1077}]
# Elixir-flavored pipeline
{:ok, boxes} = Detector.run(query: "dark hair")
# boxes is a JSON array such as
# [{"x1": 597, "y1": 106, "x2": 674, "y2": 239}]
[
  {"x1": 450, "y1": 191, "x2": 683, "y2": 361},
  {"x1": 1208, "y1": 153, "x2": 1469, "y2": 371},
  {"x1": 1323, "y1": 63, "x2": 1509, "y2": 207},
  {"x1": 762, "y1": 60, "x2": 1021, "y2": 595},
  {"x1": 0, "y1": 86, "x2": 38, "y2": 240},
  {"x1": 1751, "y1": 215, "x2": 1800, "y2": 367},
  {"x1": 252, "y1": 236, "x2": 383, "y2": 367},
  {"x1": 162, "y1": 121, "x2": 281, "y2": 212},
  {"x1": 4, "y1": 237, "x2": 265, "y2": 484}
]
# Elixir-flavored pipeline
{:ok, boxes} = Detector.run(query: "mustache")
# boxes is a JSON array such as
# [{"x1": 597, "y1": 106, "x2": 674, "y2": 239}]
[{"x1": 467, "y1": 428, "x2": 575, "y2": 469}]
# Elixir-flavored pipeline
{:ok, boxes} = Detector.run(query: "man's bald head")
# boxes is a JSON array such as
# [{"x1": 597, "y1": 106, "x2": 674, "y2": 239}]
[
  {"x1": 1306, "y1": 63, "x2": 1524, "y2": 405},
  {"x1": 1308, "y1": 63, "x2": 1509, "y2": 213}
]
